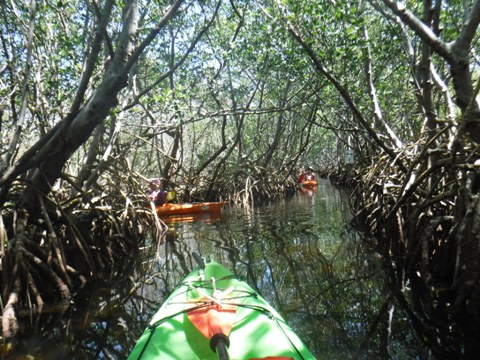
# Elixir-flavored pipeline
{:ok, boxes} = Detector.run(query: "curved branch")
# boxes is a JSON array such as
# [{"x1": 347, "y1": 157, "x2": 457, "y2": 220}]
[
  {"x1": 379, "y1": 0, "x2": 480, "y2": 140},
  {"x1": 286, "y1": 23, "x2": 407, "y2": 172},
  {"x1": 125, "y1": 0, "x2": 185, "y2": 70},
  {"x1": 70, "y1": 0, "x2": 115, "y2": 115},
  {"x1": 0, "y1": 0, "x2": 36, "y2": 175},
  {"x1": 379, "y1": 0, "x2": 453, "y2": 62},
  {"x1": 453, "y1": 0, "x2": 480, "y2": 53},
  {"x1": 123, "y1": 0, "x2": 222, "y2": 111}
]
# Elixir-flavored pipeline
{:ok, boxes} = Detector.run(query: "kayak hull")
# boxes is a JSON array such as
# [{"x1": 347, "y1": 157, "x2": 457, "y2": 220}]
[
  {"x1": 156, "y1": 202, "x2": 227, "y2": 217},
  {"x1": 301, "y1": 180, "x2": 318, "y2": 187},
  {"x1": 129, "y1": 260, "x2": 315, "y2": 360},
  {"x1": 160, "y1": 211, "x2": 223, "y2": 224}
]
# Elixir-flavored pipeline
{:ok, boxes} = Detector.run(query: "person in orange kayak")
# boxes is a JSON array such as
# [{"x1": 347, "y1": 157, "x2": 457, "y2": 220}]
[
  {"x1": 148, "y1": 178, "x2": 168, "y2": 206},
  {"x1": 297, "y1": 166, "x2": 316, "y2": 183}
]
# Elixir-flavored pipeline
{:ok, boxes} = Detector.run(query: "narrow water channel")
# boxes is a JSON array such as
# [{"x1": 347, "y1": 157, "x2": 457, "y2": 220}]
[
  {"x1": 121, "y1": 179, "x2": 421, "y2": 359},
  {"x1": 7, "y1": 180, "x2": 424, "y2": 359}
]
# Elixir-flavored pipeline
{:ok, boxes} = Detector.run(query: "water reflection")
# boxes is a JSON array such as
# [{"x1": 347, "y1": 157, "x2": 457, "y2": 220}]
[
  {"x1": 123, "y1": 180, "x2": 419, "y2": 359},
  {"x1": 4, "y1": 180, "x2": 423, "y2": 359}
]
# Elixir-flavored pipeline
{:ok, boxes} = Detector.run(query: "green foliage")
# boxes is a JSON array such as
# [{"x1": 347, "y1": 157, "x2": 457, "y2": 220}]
[
  {"x1": 1, "y1": 0, "x2": 477, "y2": 356},
  {"x1": 0, "y1": 0, "x2": 472, "y2": 196}
]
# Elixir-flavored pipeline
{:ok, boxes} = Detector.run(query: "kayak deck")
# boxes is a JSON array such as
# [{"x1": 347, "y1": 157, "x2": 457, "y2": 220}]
[{"x1": 129, "y1": 259, "x2": 315, "y2": 360}]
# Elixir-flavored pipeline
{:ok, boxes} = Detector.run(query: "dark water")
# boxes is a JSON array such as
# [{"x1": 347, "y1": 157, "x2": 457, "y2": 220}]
[
  {"x1": 117, "y1": 179, "x2": 419, "y2": 360},
  {"x1": 6, "y1": 179, "x2": 422, "y2": 359}
]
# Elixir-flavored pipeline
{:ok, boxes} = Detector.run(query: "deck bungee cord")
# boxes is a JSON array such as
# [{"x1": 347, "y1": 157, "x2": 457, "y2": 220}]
[
  {"x1": 128, "y1": 255, "x2": 315, "y2": 360},
  {"x1": 134, "y1": 297, "x2": 307, "y2": 359}
]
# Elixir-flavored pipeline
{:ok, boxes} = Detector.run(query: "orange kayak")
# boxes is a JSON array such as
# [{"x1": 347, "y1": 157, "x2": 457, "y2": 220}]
[
  {"x1": 159, "y1": 212, "x2": 223, "y2": 224},
  {"x1": 156, "y1": 202, "x2": 228, "y2": 217},
  {"x1": 301, "y1": 180, "x2": 318, "y2": 187}
]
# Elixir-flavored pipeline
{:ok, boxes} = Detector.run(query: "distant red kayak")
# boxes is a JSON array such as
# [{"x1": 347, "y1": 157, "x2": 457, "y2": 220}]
[
  {"x1": 301, "y1": 179, "x2": 318, "y2": 187},
  {"x1": 156, "y1": 202, "x2": 228, "y2": 216}
]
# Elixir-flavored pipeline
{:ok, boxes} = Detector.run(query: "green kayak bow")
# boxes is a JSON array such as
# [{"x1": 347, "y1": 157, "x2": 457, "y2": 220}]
[{"x1": 128, "y1": 256, "x2": 315, "y2": 360}]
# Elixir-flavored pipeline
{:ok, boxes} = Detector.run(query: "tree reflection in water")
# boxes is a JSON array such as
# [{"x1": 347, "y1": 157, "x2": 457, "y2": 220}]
[
  {"x1": 6, "y1": 180, "x2": 427, "y2": 358},
  {"x1": 120, "y1": 180, "x2": 425, "y2": 359}
]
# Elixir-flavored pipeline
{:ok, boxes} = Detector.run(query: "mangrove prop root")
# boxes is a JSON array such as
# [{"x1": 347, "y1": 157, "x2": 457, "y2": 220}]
[
  {"x1": 351, "y1": 142, "x2": 480, "y2": 357},
  {"x1": 2, "y1": 291, "x2": 19, "y2": 339},
  {"x1": 0, "y1": 177, "x2": 160, "y2": 342}
]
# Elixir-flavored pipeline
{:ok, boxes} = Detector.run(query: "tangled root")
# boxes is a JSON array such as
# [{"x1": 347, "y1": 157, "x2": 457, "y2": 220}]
[
  {"x1": 0, "y1": 171, "x2": 165, "y2": 342},
  {"x1": 351, "y1": 140, "x2": 480, "y2": 357}
]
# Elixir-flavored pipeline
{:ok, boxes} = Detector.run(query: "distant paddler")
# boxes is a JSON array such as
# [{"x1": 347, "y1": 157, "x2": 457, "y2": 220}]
[
  {"x1": 147, "y1": 178, "x2": 176, "y2": 206},
  {"x1": 297, "y1": 166, "x2": 318, "y2": 187}
]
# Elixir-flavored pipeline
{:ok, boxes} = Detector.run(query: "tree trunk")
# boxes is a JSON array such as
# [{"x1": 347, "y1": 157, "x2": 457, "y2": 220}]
[
  {"x1": 20, "y1": 66, "x2": 129, "y2": 212},
  {"x1": 380, "y1": 0, "x2": 480, "y2": 141}
]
